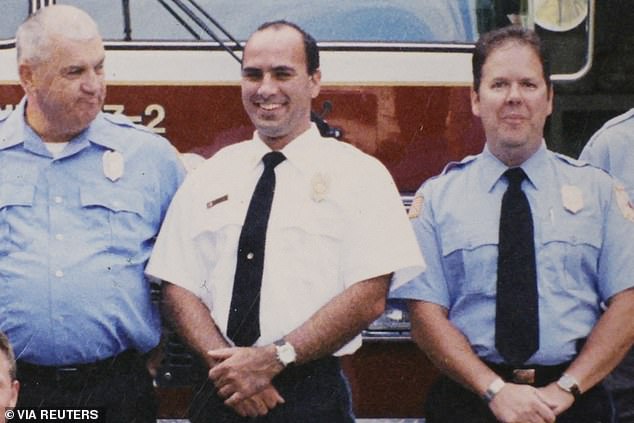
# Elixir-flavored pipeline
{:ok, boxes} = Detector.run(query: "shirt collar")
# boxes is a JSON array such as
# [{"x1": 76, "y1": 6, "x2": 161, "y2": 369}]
[
  {"x1": 82, "y1": 114, "x2": 127, "y2": 151},
  {"x1": 0, "y1": 97, "x2": 120, "y2": 154},
  {"x1": 481, "y1": 141, "x2": 548, "y2": 192},
  {"x1": 0, "y1": 97, "x2": 30, "y2": 151},
  {"x1": 250, "y1": 124, "x2": 322, "y2": 172}
]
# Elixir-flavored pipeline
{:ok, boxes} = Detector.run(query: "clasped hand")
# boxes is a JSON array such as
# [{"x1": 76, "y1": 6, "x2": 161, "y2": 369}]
[
  {"x1": 207, "y1": 346, "x2": 285, "y2": 417},
  {"x1": 489, "y1": 382, "x2": 575, "y2": 423}
]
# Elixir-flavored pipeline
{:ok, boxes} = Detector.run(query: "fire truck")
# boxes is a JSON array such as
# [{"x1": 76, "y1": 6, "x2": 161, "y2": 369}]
[{"x1": 1, "y1": 0, "x2": 632, "y2": 419}]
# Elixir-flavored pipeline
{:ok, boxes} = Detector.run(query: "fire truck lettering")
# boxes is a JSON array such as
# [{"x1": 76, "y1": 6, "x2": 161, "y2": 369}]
[
  {"x1": 145, "y1": 104, "x2": 166, "y2": 134},
  {"x1": 103, "y1": 104, "x2": 125, "y2": 115},
  {"x1": 102, "y1": 104, "x2": 166, "y2": 134}
]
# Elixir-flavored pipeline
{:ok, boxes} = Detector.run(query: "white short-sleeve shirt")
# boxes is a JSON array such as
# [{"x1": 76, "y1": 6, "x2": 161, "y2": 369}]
[{"x1": 147, "y1": 125, "x2": 425, "y2": 355}]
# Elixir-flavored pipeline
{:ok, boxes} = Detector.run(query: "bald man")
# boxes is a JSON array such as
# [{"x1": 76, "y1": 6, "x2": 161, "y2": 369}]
[{"x1": 0, "y1": 5, "x2": 185, "y2": 422}]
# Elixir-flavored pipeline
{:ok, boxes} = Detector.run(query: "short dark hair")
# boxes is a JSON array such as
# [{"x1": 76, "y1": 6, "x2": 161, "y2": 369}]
[
  {"x1": 472, "y1": 25, "x2": 551, "y2": 92},
  {"x1": 253, "y1": 20, "x2": 320, "y2": 75},
  {"x1": 0, "y1": 331, "x2": 16, "y2": 381}
]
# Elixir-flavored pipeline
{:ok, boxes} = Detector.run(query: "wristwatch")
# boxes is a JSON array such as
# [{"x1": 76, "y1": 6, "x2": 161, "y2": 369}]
[
  {"x1": 557, "y1": 373, "x2": 581, "y2": 400},
  {"x1": 274, "y1": 339, "x2": 296, "y2": 367},
  {"x1": 482, "y1": 377, "x2": 506, "y2": 403}
]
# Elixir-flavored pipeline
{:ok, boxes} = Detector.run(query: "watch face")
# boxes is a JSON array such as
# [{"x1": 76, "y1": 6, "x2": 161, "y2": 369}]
[
  {"x1": 276, "y1": 342, "x2": 296, "y2": 365},
  {"x1": 280, "y1": 346, "x2": 293, "y2": 361},
  {"x1": 558, "y1": 374, "x2": 579, "y2": 395}
]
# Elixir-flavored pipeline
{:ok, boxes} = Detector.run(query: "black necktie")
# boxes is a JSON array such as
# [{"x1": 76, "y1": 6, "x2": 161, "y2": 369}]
[
  {"x1": 495, "y1": 167, "x2": 539, "y2": 366},
  {"x1": 227, "y1": 151, "x2": 286, "y2": 346}
]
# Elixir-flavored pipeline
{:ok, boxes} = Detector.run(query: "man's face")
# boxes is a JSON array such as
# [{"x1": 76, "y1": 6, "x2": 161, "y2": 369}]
[
  {"x1": 0, "y1": 352, "x2": 18, "y2": 417},
  {"x1": 471, "y1": 41, "x2": 553, "y2": 159},
  {"x1": 24, "y1": 34, "x2": 106, "y2": 138},
  {"x1": 241, "y1": 26, "x2": 320, "y2": 149}
]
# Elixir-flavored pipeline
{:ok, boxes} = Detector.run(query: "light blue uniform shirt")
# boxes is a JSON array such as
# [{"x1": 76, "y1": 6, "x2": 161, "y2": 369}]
[
  {"x1": 0, "y1": 99, "x2": 185, "y2": 365},
  {"x1": 392, "y1": 142, "x2": 634, "y2": 365},
  {"x1": 580, "y1": 108, "x2": 634, "y2": 199}
]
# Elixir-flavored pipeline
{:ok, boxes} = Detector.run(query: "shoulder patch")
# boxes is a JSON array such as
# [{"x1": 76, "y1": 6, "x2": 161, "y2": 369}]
[
  {"x1": 615, "y1": 184, "x2": 634, "y2": 223},
  {"x1": 408, "y1": 195, "x2": 424, "y2": 219},
  {"x1": 441, "y1": 155, "x2": 477, "y2": 175}
]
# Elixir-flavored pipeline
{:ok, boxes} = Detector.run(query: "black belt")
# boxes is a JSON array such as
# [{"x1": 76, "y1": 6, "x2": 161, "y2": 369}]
[
  {"x1": 484, "y1": 360, "x2": 571, "y2": 387},
  {"x1": 17, "y1": 350, "x2": 143, "y2": 386}
]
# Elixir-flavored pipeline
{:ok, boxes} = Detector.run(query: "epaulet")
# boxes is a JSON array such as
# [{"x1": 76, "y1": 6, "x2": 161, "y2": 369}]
[
  {"x1": 594, "y1": 108, "x2": 634, "y2": 135},
  {"x1": 102, "y1": 112, "x2": 156, "y2": 135},
  {"x1": 440, "y1": 154, "x2": 477, "y2": 175},
  {"x1": 554, "y1": 152, "x2": 589, "y2": 168}
]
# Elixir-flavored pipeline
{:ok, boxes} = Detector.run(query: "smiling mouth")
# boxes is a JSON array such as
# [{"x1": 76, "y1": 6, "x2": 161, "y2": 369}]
[{"x1": 258, "y1": 103, "x2": 283, "y2": 111}]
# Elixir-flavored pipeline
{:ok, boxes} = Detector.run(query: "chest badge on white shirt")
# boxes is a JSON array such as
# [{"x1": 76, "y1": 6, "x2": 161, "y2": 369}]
[
  {"x1": 311, "y1": 173, "x2": 330, "y2": 202},
  {"x1": 102, "y1": 150, "x2": 124, "y2": 182},
  {"x1": 561, "y1": 185, "x2": 583, "y2": 214}
]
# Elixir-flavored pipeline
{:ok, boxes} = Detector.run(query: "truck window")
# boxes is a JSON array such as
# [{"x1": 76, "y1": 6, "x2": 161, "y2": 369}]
[
  {"x1": 0, "y1": 0, "x2": 28, "y2": 41},
  {"x1": 59, "y1": 0, "x2": 480, "y2": 43}
]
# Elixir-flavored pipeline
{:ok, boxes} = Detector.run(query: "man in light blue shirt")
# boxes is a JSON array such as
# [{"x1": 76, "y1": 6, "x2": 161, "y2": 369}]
[
  {"x1": 0, "y1": 5, "x2": 185, "y2": 422},
  {"x1": 393, "y1": 26, "x2": 634, "y2": 423},
  {"x1": 580, "y1": 109, "x2": 634, "y2": 422}
]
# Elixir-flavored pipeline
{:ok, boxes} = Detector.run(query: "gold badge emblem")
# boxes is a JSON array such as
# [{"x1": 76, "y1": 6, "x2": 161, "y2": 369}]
[
  {"x1": 311, "y1": 173, "x2": 330, "y2": 202},
  {"x1": 561, "y1": 185, "x2": 583, "y2": 214}
]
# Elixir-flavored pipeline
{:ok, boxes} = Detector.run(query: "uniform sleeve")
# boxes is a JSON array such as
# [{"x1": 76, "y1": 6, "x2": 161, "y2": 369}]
[
  {"x1": 390, "y1": 182, "x2": 451, "y2": 308},
  {"x1": 156, "y1": 139, "x2": 187, "y2": 218},
  {"x1": 579, "y1": 130, "x2": 611, "y2": 172},
  {"x1": 597, "y1": 182, "x2": 634, "y2": 300},
  {"x1": 146, "y1": 179, "x2": 208, "y2": 297},
  {"x1": 340, "y1": 159, "x2": 425, "y2": 289}
]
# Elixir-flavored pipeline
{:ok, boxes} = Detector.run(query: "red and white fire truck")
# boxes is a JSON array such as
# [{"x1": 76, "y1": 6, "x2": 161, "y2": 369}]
[{"x1": 2, "y1": 0, "x2": 632, "y2": 418}]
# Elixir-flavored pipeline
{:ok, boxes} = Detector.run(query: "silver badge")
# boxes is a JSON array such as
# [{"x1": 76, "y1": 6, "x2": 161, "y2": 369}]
[
  {"x1": 561, "y1": 185, "x2": 583, "y2": 214},
  {"x1": 103, "y1": 150, "x2": 124, "y2": 182}
]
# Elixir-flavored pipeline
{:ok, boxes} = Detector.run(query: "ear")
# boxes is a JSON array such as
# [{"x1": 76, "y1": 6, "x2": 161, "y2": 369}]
[
  {"x1": 18, "y1": 64, "x2": 34, "y2": 94},
  {"x1": 8, "y1": 379, "x2": 19, "y2": 407},
  {"x1": 309, "y1": 69, "x2": 321, "y2": 99},
  {"x1": 546, "y1": 85, "x2": 554, "y2": 117},
  {"x1": 470, "y1": 88, "x2": 481, "y2": 117}
]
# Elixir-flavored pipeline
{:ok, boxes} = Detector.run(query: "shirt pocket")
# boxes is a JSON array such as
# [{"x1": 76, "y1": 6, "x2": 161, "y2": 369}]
[
  {"x1": 0, "y1": 184, "x2": 36, "y2": 255},
  {"x1": 192, "y1": 199, "x2": 245, "y2": 273},
  {"x1": 540, "y1": 220, "x2": 601, "y2": 292},
  {"x1": 275, "y1": 199, "x2": 344, "y2": 245},
  {"x1": 273, "y1": 201, "x2": 344, "y2": 290},
  {"x1": 440, "y1": 223, "x2": 499, "y2": 296},
  {"x1": 79, "y1": 186, "x2": 152, "y2": 255}
]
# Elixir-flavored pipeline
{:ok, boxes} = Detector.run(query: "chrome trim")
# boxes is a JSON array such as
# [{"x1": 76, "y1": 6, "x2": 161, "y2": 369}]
[
  {"x1": 551, "y1": 0, "x2": 595, "y2": 83},
  {"x1": 362, "y1": 332, "x2": 412, "y2": 343}
]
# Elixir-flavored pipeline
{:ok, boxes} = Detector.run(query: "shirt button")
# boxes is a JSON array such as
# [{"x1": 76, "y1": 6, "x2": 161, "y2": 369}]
[
  {"x1": 246, "y1": 252, "x2": 254, "y2": 260},
  {"x1": 55, "y1": 270, "x2": 64, "y2": 278},
  {"x1": 55, "y1": 234, "x2": 64, "y2": 241},
  {"x1": 54, "y1": 196, "x2": 63, "y2": 204}
]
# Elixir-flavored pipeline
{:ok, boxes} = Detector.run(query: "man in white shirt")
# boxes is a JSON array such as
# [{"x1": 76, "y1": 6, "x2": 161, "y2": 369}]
[{"x1": 147, "y1": 19, "x2": 424, "y2": 422}]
